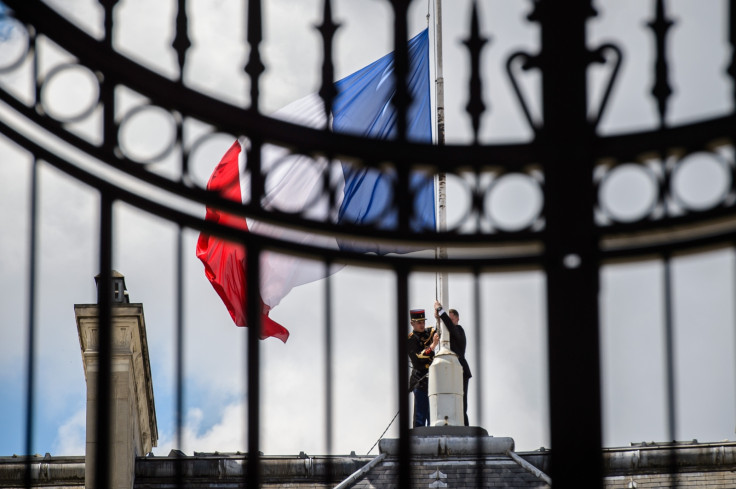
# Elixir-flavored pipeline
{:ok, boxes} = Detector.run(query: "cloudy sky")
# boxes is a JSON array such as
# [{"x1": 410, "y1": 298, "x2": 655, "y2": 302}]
[{"x1": 0, "y1": 0, "x2": 734, "y2": 459}]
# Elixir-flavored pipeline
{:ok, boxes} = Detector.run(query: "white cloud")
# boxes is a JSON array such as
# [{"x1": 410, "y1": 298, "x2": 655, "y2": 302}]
[
  {"x1": 53, "y1": 408, "x2": 86, "y2": 456},
  {"x1": 155, "y1": 404, "x2": 246, "y2": 455}
]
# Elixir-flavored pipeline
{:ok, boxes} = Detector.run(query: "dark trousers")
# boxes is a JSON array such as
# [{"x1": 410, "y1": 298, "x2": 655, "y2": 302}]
[
  {"x1": 413, "y1": 388, "x2": 430, "y2": 427},
  {"x1": 463, "y1": 377, "x2": 470, "y2": 426}
]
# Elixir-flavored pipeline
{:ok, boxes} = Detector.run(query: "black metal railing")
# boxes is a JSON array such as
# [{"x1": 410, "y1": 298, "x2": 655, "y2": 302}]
[{"x1": 3, "y1": 0, "x2": 736, "y2": 487}]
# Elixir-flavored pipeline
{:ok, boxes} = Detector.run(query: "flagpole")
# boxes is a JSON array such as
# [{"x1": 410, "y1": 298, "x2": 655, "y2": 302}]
[
  {"x1": 435, "y1": 0, "x2": 450, "y2": 344},
  {"x1": 428, "y1": 0, "x2": 463, "y2": 427}
]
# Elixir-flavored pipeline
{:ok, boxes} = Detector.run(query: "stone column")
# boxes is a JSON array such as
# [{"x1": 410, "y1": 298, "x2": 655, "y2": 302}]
[{"x1": 75, "y1": 302, "x2": 157, "y2": 489}]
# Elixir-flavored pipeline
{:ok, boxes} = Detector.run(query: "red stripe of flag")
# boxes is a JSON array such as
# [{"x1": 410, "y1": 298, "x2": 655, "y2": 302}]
[{"x1": 195, "y1": 140, "x2": 290, "y2": 343}]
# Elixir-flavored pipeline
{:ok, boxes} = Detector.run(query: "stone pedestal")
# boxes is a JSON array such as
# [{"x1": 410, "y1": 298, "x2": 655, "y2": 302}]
[
  {"x1": 75, "y1": 303, "x2": 157, "y2": 489},
  {"x1": 379, "y1": 431, "x2": 515, "y2": 455}
]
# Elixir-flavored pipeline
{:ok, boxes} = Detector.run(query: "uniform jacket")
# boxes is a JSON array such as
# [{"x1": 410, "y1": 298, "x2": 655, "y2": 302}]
[{"x1": 407, "y1": 326, "x2": 435, "y2": 391}]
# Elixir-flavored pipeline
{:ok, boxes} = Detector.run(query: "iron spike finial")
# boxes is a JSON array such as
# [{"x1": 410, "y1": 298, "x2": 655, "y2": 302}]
[
  {"x1": 462, "y1": 1, "x2": 489, "y2": 144},
  {"x1": 316, "y1": 0, "x2": 341, "y2": 126},
  {"x1": 245, "y1": 0, "x2": 265, "y2": 112},
  {"x1": 172, "y1": 0, "x2": 191, "y2": 83},
  {"x1": 648, "y1": 0, "x2": 675, "y2": 128}
]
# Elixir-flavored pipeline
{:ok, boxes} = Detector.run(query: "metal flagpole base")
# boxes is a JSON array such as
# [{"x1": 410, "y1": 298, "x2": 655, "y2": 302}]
[{"x1": 428, "y1": 348, "x2": 464, "y2": 426}]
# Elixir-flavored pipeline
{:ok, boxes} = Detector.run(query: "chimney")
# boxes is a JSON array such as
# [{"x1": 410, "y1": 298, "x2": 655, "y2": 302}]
[
  {"x1": 75, "y1": 271, "x2": 157, "y2": 489},
  {"x1": 94, "y1": 270, "x2": 130, "y2": 304}
]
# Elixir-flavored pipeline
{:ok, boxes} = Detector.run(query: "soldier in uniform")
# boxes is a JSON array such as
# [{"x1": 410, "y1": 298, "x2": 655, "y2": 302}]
[{"x1": 407, "y1": 308, "x2": 439, "y2": 427}]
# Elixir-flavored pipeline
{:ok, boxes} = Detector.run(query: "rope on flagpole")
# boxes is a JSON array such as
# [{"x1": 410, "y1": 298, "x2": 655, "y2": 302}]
[
  {"x1": 366, "y1": 372, "x2": 430, "y2": 454},
  {"x1": 366, "y1": 410, "x2": 399, "y2": 455}
]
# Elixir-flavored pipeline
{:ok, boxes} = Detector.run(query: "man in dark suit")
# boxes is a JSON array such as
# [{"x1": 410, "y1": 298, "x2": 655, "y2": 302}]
[{"x1": 434, "y1": 300, "x2": 472, "y2": 426}]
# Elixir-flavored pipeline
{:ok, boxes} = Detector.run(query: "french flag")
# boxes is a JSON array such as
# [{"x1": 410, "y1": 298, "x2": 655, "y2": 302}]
[{"x1": 196, "y1": 29, "x2": 435, "y2": 342}]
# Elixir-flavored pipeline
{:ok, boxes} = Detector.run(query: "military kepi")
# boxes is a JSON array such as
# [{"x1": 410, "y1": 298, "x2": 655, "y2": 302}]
[{"x1": 410, "y1": 309, "x2": 426, "y2": 321}]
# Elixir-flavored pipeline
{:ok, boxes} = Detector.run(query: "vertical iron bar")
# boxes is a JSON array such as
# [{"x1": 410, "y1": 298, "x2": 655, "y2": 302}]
[
  {"x1": 538, "y1": 0, "x2": 603, "y2": 487},
  {"x1": 243, "y1": 0, "x2": 266, "y2": 463},
  {"x1": 729, "y1": 0, "x2": 736, "y2": 233},
  {"x1": 173, "y1": 0, "x2": 191, "y2": 182},
  {"x1": 662, "y1": 253, "x2": 678, "y2": 484},
  {"x1": 99, "y1": 0, "x2": 118, "y2": 155},
  {"x1": 96, "y1": 195, "x2": 114, "y2": 489},
  {"x1": 649, "y1": 4, "x2": 677, "y2": 481},
  {"x1": 27, "y1": 20, "x2": 40, "y2": 428},
  {"x1": 245, "y1": 241, "x2": 261, "y2": 489},
  {"x1": 396, "y1": 266, "x2": 410, "y2": 489},
  {"x1": 174, "y1": 226, "x2": 185, "y2": 489},
  {"x1": 391, "y1": 0, "x2": 411, "y2": 231},
  {"x1": 247, "y1": 139, "x2": 264, "y2": 238},
  {"x1": 100, "y1": 75, "x2": 116, "y2": 156},
  {"x1": 177, "y1": 120, "x2": 188, "y2": 184},
  {"x1": 472, "y1": 269, "x2": 483, "y2": 489},
  {"x1": 31, "y1": 16, "x2": 39, "y2": 118},
  {"x1": 23, "y1": 158, "x2": 39, "y2": 489},
  {"x1": 323, "y1": 262, "x2": 334, "y2": 484},
  {"x1": 733, "y1": 246, "x2": 736, "y2": 458},
  {"x1": 729, "y1": 0, "x2": 736, "y2": 104},
  {"x1": 99, "y1": 0, "x2": 118, "y2": 48},
  {"x1": 391, "y1": 0, "x2": 410, "y2": 142},
  {"x1": 734, "y1": 247, "x2": 736, "y2": 458},
  {"x1": 244, "y1": 0, "x2": 265, "y2": 209}
]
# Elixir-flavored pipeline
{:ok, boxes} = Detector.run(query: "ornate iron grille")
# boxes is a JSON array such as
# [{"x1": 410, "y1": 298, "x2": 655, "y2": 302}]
[{"x1": 2, "y1": 0, "x2": 735, "y2": 488}]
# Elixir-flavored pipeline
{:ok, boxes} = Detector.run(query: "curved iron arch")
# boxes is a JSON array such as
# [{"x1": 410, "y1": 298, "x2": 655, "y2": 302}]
[{"x1": 3, "y1": 1, "x2": 736, "y2": 488}]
